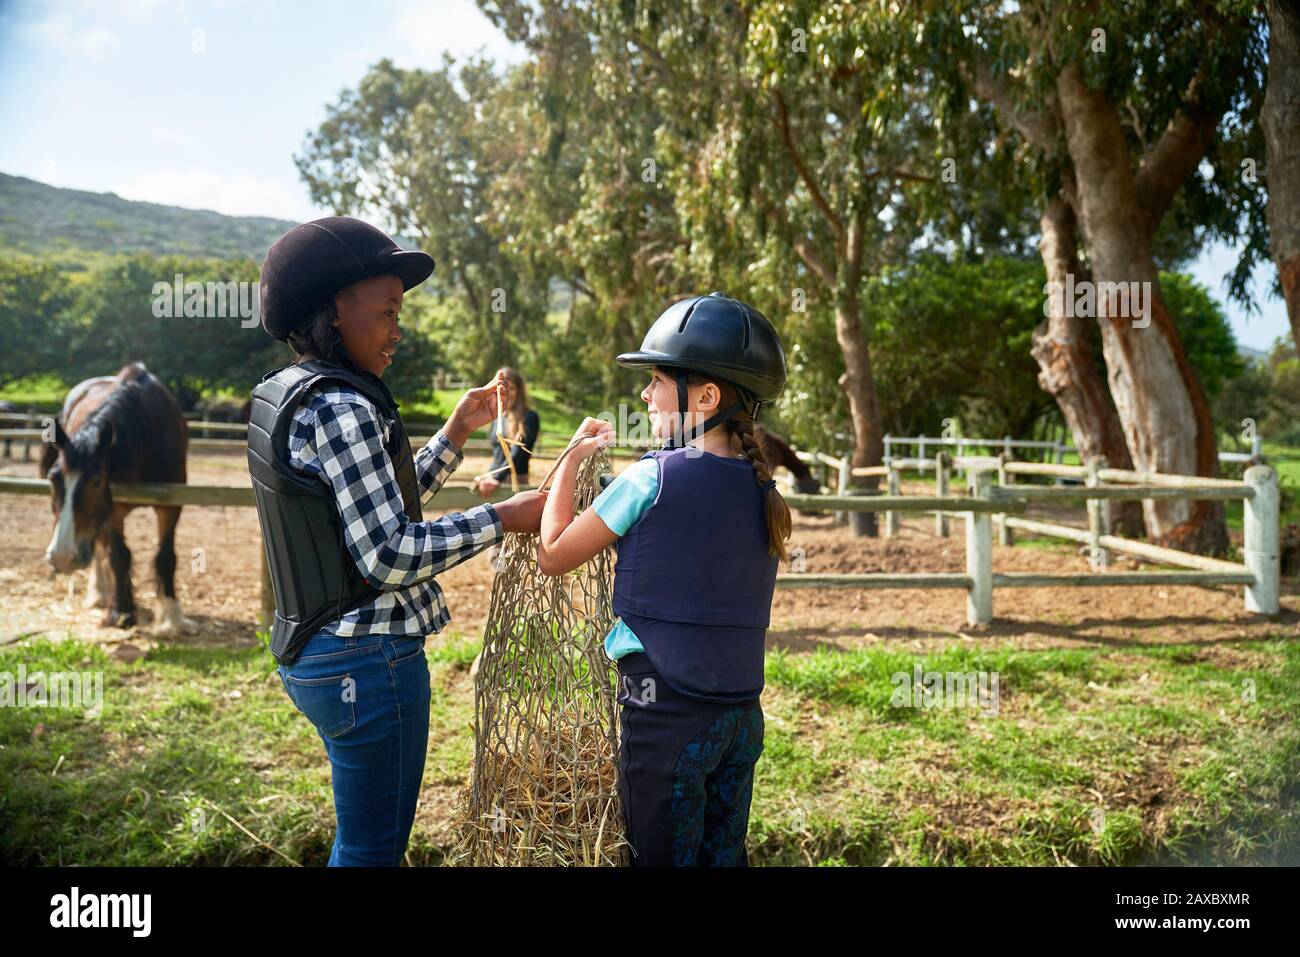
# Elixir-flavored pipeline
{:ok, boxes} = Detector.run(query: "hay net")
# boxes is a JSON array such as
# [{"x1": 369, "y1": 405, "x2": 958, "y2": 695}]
[{"x1": 447, "y1": 449, "x2": 628, "y2": 866}]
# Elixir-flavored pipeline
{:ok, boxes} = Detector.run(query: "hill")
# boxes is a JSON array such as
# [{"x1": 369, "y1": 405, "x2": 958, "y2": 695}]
[{"x1": 0, "y1": 172, "x2": 296, "y2": 262}]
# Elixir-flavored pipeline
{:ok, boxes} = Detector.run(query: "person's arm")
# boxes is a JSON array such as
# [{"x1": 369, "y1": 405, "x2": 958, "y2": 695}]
[
  {"x1": 309, "y1": 399, "x2": 504, "y2": 588},
  {"x1": 538, "y1": 419, "x2": 653, "y2": 577},
  {"x1": 414, "y1": 430, "x2": 470, "y2": 497}
]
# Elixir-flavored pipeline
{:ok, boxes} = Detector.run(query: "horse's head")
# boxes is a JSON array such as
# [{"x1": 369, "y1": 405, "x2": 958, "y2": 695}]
[
  {"x1": 794, "y1": 474, "x2": 821, "y2": 496},
  {"x1": 44, "y1": 419, "x2": 115, "y2": 573}
]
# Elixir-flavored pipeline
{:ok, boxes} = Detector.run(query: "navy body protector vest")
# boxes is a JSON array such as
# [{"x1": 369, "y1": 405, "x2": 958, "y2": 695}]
[
  {"x1": 247, "y1": 356, "x2": 423, "y2": 665},
  {"x1": 612, "y1": 447, "x2": 778, "y2": 701}
]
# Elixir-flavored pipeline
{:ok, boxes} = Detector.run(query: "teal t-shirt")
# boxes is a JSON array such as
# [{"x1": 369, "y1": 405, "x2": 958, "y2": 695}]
[{"x1": 590, "y1": 457, "x2": 660, "y2": 659}]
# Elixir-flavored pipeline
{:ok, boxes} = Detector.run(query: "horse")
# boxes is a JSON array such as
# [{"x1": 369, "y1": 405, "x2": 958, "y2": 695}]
[
  {"x1": 760, "y1": 431, "x2": 822, "y2": 497},
  {"x1": 39, "y1": 362, "x2": 192, "y2": 634}
]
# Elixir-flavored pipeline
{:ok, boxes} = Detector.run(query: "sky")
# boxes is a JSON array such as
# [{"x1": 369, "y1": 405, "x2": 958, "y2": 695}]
[{"x1": 0, "y1": 0, "x2": 1291, "y2": 353}]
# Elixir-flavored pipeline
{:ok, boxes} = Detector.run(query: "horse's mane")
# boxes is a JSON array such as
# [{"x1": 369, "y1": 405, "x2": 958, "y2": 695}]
[{"x1": 64, "y1": 365, "x2": 161, "y2": 475}]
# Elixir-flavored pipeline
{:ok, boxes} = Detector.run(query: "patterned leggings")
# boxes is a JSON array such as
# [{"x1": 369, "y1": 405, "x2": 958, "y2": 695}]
[{"x1": 615, "y1": 652, "x2": 764, "y2": 866}]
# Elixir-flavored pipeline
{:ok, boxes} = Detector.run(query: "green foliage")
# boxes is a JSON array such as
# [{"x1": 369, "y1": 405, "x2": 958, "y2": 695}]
[
  {"x1": 63, "y1": 254, "x2": 287, "y2": 407},
  {"x1": 295, "y1": 57, "x2": 546, "y2": 382},
  {"x1": 0, "y1": 258, "x2": 75, "y2": 388},
  {"x1": 1163, "y1": 273, "x2": 1244, "y2": 400}
]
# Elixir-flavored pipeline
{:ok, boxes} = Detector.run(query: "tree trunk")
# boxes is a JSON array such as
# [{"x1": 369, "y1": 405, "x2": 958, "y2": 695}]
[
  {"x1": 834, "y1": 284, "x2": 883, "y2": 536},
  {"x1": 1057, "y1": 63, "x2": 1227, "y2": 553},
  {"x1": 1264, "y1": 0, "x2": 1300, "y2": 352},
  {"x1": 1031, "y1": 194, "x2": 1144, "y2": 535}
]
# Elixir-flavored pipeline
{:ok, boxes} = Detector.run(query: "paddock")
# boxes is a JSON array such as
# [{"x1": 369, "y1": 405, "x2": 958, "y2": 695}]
[{"x1": 3, "y1": 441, "x2": 1297, "y2": 866}]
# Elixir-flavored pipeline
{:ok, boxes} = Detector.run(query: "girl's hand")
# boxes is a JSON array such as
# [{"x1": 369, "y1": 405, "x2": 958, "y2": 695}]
[
  {"x1": 448, "y1": 371, "x2": 506, "y2": 439},
  {"x1": 476, "y1": 476, "x2": 501, "y2": 498},
  {"x1": 568, "y1": 417, "x2": 615, "y2": 461}
]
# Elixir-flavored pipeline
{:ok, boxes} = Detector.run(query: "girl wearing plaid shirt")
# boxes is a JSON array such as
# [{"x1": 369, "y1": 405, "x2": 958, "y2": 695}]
[{"x1": 253, "y1": 217, "x2": 545, "y2": 866}]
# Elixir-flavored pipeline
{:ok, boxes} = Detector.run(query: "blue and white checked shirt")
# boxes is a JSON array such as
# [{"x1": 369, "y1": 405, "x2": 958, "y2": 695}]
[{"x1": 286, "y1": 383, "x2": 503, "y2": 638}]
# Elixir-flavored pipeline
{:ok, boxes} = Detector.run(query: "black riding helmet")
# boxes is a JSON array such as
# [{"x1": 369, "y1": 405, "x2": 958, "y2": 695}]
[{"x1": 617, "y1": 292, "x2": 786, "y2": 449}]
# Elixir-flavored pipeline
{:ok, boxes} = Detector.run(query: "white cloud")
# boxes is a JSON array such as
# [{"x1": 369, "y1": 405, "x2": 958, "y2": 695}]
[
  {"x1": 340, "y1": 0, "x2": 524, "y2": 74},
  {"x1": 15, "y1": 0, "x2": 192, "y2": 57},
  {"x1": 393, "y1": 0, "x2": 522, "y2": 64},
  {"x1": 22, "y1": 14, "x2": 120, "y2": 59},
  {"x1": 148, "y1": 126, "x2": 199, "y2": 150},
  {"x1": 111, "y1": 168, "x2": 319, "y2": 221}
]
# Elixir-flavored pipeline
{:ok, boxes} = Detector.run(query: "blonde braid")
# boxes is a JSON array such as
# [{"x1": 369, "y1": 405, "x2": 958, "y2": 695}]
[{"x1": 729, "y1": 415, "x2": 792, "y2": 562}]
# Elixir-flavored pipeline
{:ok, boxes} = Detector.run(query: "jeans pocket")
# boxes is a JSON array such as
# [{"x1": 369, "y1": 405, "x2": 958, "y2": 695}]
[
  {"x1": 388, "y1": 635, "x2": 426, "y2": 666},
  {"x1": 285, "y1": 672, "x2": 357, "y2": 738}
]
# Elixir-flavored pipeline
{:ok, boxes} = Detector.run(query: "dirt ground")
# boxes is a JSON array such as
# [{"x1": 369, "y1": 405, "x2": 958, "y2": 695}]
[{"x1": 2, "y1": 447, "x2": 1297, "y2": 654}]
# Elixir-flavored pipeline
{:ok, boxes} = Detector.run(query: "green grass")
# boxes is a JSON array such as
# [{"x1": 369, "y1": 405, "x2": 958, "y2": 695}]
[
  {"x1": 0, "y1": 374, "x2": 68, "y2": 409},
  {"x1": 749, "y1": 638, "x2": 1300, "y2": 865},
  {"x1": 2, "y1": 630, "x2": 1296, "y2": 866}
]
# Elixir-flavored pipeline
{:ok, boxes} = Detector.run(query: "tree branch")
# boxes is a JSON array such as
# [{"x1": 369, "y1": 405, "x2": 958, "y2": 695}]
[
  {"x1": 793, "y1": 236, "x2": 837, "y2": 287},
  {"x1": 772, "y1": 88, "x2": 845, "y2": 243},
  {"x1": 865, "y1": 168, "x2": 936, "y2": 183},
  {"x1": 967, "y1": 57, "x2": 1061, "y2": 153},
  {"x1": 1133, "y1": 69, "x2": 1224, "y2": 232}
]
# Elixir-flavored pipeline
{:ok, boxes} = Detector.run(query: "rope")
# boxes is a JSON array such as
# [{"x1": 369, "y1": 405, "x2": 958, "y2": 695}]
[
  {"x1": 495, "y1": 378, "x2": 520, "y2": 493},
  {"x1": 446, "y1": 448, "x2": 628, "y2": 866}
]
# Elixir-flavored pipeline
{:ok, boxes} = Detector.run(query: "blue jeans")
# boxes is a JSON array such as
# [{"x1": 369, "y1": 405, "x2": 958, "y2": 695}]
[{"x1": 277, "y1": 625, "x2": 431, "y2": 866}]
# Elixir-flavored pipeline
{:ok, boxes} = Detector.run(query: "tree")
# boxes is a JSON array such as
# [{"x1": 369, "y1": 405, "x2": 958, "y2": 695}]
[
  {"x1": 67, "y1": 255, "x2": 288, "y2": 406},
  {"x1": 1263, "y1": 0, "x2": 1300, "y2": 353},
  {"x1": 296, "y1": 57, "x2": 543, "y2": 380},
  {"x1": 941, "y1": 0, "x2": 1266, "y2": 552},
  {"x1": 0, "y1": 259, "x2": 74, "y2": 389}
]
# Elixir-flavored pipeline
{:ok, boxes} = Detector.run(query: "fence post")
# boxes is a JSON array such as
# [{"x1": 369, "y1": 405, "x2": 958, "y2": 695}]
[
  {"x1": 1243, "y1": 465, "x2": 1280, "y2": 614},
  {"x1": 966, "y1": 469, "x2": 993, "y2": 625},
  {"x1": 1053, "y1": 440, "x2": 1064, "y2": 485},
  {"x1": 1086, "y1": 456, "x2": 1108, "y2": 569},
  {"x1": 918, "y1": 435, "x2": 927, "y2": 465},
  {"x1": 996, "y1": 452, "x2": 1014, "y2": 546},
  {"x1": 886, "y1": 464, "x2": 900, "y2": 538},
  {"x1": 836, "y1": 457, "x2": 850, "y2": 526},
  {"x1": 935, "y1": 451, "x2": 950, "y2": 538}
]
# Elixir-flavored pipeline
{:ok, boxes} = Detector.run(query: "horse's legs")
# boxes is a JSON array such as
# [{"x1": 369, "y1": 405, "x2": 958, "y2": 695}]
[
  {"x1": 84, "y1": 537, "x2": 110, "y2": 609},
  {"x1": 153, "y1": 505, "x2": 192, "y2": 635},
  {"x1": 104, "y1": 506, "x2": 135, "y2": 628}
]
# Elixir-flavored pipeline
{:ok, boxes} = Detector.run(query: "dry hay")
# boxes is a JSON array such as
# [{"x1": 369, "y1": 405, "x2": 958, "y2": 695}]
[{"x1": 446, "y1": 450, "x2": 628, "y2": 866}]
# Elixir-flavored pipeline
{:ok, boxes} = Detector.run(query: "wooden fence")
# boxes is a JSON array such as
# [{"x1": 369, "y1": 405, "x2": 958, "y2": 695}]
[{"x1": 0, "y1": 450, "x2": 1279, "y2": 628}]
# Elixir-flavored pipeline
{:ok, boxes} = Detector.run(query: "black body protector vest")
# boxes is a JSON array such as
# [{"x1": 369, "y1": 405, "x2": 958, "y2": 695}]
[{"x1": 247, "y1": 358, "x2": 423, "y2": 665}]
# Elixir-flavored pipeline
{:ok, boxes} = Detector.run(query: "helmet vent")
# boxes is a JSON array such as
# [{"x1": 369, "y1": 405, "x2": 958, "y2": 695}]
[
  {"x1": 742, "y1": 308, "x2": 752, "y2": 351},
  {"x1": 677, "y1": 299, "x2": 700, "y2": 334}
]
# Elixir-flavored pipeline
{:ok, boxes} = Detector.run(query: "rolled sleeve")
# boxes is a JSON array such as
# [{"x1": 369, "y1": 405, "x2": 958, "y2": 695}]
[{"x1": 415, "y1": 429, "x2": 464, "y2": 494}]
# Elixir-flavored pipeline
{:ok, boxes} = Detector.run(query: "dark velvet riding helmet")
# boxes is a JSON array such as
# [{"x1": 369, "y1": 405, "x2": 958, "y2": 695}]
[{"x1": 258, "y1": 216, "x2": 436, "y2": 341}]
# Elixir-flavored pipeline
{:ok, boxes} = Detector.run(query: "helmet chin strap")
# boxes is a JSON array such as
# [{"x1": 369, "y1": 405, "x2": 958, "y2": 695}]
[{"x1": 660, "y1": 368, "x2": 752, "y2": 450}]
